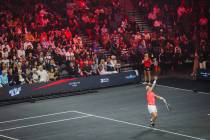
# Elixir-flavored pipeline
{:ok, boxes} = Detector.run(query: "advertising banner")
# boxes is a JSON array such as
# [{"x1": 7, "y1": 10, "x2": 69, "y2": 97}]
[
  {"x1": 197, "y1": 69, "x2": 210, "y2": 80},
  {"x1": 0, "y1": 71, "x2": 140, "y2": 102}
]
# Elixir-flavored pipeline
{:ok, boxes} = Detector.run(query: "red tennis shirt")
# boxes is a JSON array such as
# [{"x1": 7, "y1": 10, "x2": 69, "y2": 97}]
[
  {"x1": 147, "y1": 91, "x2": 156, "y2": 105},
  {"x1": 144, "y1": 59, "x2": 152, "y2": 68}
]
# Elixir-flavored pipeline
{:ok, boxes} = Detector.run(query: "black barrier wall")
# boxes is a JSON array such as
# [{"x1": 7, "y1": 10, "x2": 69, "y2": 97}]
[{"x1": 0, "y1": 71, "x2": 140, "y2": 102}]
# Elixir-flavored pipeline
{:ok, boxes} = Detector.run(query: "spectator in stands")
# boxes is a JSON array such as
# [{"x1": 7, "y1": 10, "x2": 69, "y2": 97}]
[
  {"x1": 37, "y1": 65, "x2": 49, "y2": 83},
  {"x1": 7, "y1": 68, "x2": 15, "y2": 86},
  {"x1": 106, "y1": 57, "x2": 116, "y2": 72},
  {"x1": 0, "y1": 70, "x2": 8, "y2": 87},
  {"x1": 18, "y1": 69, "x2": 25, "y2": 84},
  {"x1": 67, "y1": 62, "x2": 78, "y2": 77},
  {"x1": 98, "y1": 59, "x2": 107, "y2": 75},
  {"x1": 111, "y1": 55, "x2": 120, "y2": 72},
  {"x1": 0, "y1": 0, "x2": 208, "y2": 88},
  {"x1": 82, "y1": 60, "x2": 92, "y2": 76},
  {"x1": 59, "y1": 64, "x2": 69, "y2": 78},
  {"x1": 106, "y1": 56, "x2": 118, "y2": 74},
  {"x1": 25, "y1": 68, "x2": 33, "y2": 84},
  {"x1": 91, "y1": 60, "x2": 98, "y2": 75},
  {"x1": 98, "y1": 65, "x2": 106, "y2": 75},
  {"x1": 54, "y1": 67, "x2": 59, "y2": 80},
  {"x1": 1, "y1": 56, "x2": 9, "y2": 67},
  {"x1": 48, "y1": 68, "x2": 56, "y2": 81}
]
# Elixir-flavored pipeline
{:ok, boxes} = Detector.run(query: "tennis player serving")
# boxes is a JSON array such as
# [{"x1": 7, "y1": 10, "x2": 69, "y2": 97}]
[{"x1": 146, "y1": 76, "x2": 165, "y2": 127}]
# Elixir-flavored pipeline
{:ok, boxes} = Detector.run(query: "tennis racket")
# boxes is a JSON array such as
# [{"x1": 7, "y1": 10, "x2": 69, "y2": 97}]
[{"x1": 163, "y1": 99, "x2": 172, "y2": 111}]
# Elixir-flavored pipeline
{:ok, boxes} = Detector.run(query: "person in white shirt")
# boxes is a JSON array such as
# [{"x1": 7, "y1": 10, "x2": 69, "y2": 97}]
[
  {"x1": 37, "y1": 65, "x2": 49, "y2": 83},
  {"x1": 1, "y1": 57, "x2": 10, "y2": 67},
  {"x1": 23, "y1": 41, "x2": 33, "y2": 50},
  {"x1": 17, "y1": 46, "x2": 26, "y2": 58},
  {"x1": 98, "y1": 59, "x2": 117, "y2": 75},
  {"x1": 2, "y1": 47, "x2": 9, "y2": 58}
]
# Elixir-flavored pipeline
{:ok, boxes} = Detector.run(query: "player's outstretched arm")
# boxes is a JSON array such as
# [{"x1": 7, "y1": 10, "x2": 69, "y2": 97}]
[{"x1": 154, "y1": 94, "x2": 165, "y2": 101}]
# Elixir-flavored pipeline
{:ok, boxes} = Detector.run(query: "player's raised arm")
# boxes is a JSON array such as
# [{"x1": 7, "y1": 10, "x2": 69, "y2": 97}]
[{"x1": 150, "y1": 76, "x2": 158, "y2": 90}]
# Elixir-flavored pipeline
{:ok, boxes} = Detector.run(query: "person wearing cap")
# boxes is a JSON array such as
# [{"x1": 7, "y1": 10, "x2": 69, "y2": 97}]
[{"x1": 146, "y1": 76, "x2": 165, "y2": 127}]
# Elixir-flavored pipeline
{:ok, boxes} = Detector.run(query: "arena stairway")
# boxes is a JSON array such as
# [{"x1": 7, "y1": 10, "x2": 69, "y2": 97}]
[
  {"x1": 78, "y1": 32, "x2": 110, "y2": 58},
  {"x1": 120, "y1": 0, "x2": 153, "y2": 33}
]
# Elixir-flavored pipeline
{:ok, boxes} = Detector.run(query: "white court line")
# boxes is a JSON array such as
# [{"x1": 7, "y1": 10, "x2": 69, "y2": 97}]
[
  {"x1": 0, "y1": 135, "x2": 19, "y2": 140},
  {"x1": 156, "y1": 84, "x2": 210, "y2": 95},
  {"x1": 0, "y1": 110, "x2": 76, "y2": 124},
  {"x1": 74, "y1": 111, "x2": 206, "y2": 140},
  {"x1": 0, "y1": 115, "x2": 91, "y2": 132}
]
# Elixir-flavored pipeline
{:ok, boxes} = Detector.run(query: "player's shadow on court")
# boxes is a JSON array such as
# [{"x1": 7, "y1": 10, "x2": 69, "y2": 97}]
[
  {"x1": 132, "y1": 129, "x2": 165, "y2": 139},
  {"x1": 132, "y1": 129, "x2": 153, "y2": 139}
]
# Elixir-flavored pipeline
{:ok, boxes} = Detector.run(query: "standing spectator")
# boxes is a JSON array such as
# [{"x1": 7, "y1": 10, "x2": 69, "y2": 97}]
[
  {"x1": 191, "y1": 49, "x2": 199, "y2": 79},
  {"x1": 159, "y1": 48, "x2": 166, "y2": 75},
  {"x1": 142, "y1": 53, "x2": 152, "y2": 84},
  {"x1": 173, "y1": 46, "x2": 182, "y2": 71},
  {"x1": 165, "y1": 49, "x2": 173, "y2": 74},
  {"x1": 198, "y1": 43, "x2": 208, "y2": 70},
  {"x1": 153, "y1": 58, "x2": 159, "y2": 74}
]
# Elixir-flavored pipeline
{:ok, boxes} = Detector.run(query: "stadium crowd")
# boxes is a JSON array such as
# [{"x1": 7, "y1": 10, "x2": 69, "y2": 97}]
[
  {"x1": 0, "y1": 0, "x2": 122, "y2": 86},
  {"x1": 137, "y1": 0, "x2": 209, "y2": 77},
  {"x1": 0, "y1": 0, "x2": 209, "y2": 87}
]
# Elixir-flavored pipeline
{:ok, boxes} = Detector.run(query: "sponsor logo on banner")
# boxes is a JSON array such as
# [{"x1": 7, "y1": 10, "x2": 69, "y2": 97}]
[
  {"x1": 100, "y1": 78, "x2": 109, "y2": 83},
  {"x1": 200, "y1": 71, "x2": 210, "y2": 77},
  {"x1": 9, "y1": 87, "x2": 22, "y2": 97},
  {"x1": 125, "y1": 74, "x2": 136, "y2": 79},
  {"x1": 69, "y1": 81, "x2": 80, "y2": 87}
]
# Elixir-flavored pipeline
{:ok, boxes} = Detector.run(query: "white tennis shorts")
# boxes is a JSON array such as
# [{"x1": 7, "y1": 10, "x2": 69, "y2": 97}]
[{"x1": 148, "y1": 105, "x2": 157, "y2": 114}]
